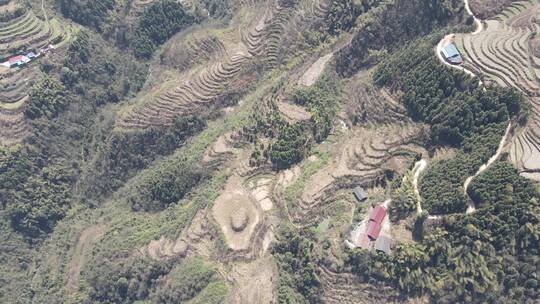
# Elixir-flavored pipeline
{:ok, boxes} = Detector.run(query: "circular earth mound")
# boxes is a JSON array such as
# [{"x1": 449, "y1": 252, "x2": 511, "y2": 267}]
[{"x1": 230, "y1": 207, "x2": 249, "y2": 232}]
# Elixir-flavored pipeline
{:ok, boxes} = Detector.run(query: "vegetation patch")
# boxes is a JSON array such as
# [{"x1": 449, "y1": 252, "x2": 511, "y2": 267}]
[
  {"x1": 272, "y1": 225, "x2": 321, "y2": 303},
  {"x1": 132, "y1": 0, "x2": 196, "y2": 59},
  {"x1": 57, "y1": 0, "x2": 117, "y2": 32},
  {"x1": 336, "y1": 0, "x2": 467, "y2": 76},
  {"x1": 374, "y1": 34, "x2": 525, "y2": 214},
  {"x1": 348, "y1": 163, "x2": 540, "y2": 302}
]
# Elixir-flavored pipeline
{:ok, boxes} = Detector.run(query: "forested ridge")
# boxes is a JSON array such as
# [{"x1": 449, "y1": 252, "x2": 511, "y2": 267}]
[{"x1": 336, "y1": 0, "x2": 469, "y2": 76}]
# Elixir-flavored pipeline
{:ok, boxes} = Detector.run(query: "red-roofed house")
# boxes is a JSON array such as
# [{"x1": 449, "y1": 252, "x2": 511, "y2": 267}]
[
  {"x1": 8, "y1": 55, "x2": 30, "y2": 67},
  {"x1": 366, "y1": 221, "x2": 382, "y2": 240},
  {"x1": 369, "y1": 205, "x2": 387, "y2": 224}
]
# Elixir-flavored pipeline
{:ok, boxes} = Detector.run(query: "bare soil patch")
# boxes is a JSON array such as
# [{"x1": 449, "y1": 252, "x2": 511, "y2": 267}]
[
  {"x1": 298, "y1": 53, "x2": 333, "y2": 87},
  {"x1": 276, "y1": 100, "x2": 311, "y2": 122},
  {"x1": 227, "y1": 256, "x2": 277, "y2": 304}
]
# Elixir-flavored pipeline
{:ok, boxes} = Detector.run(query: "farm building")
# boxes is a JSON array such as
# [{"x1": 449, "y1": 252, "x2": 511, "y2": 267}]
[
  {"x1": 353, "y1": 186, "x2": 367, "y2": 202},
  {"x1": 369, "y1": 205, "x2": 386, "y2": 224},
  {"x1": 8, "y1": 55, "x2": 31, "y2": 67},
  {"x1": 440, "y1": 43, "x2": 463, "y2": 65},
  {"x1": 374, "y1": 235, "x2": 391, "y2": 254},
  {"x1": 366, "y1": 221, "x2": 382, "y2": 240},
  {"x1": 355, "y1": 233, "x2": 370, "y2": 249},
  {"x1": 366, "y1": 204, "x2": 387, "y2": 240}
]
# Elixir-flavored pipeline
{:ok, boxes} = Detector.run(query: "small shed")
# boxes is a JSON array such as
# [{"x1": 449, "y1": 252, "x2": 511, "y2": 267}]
[
  {"x1": 369, "y1": 205, "x2": 387, "y2": 224},
  {"x1": 366, "y1": 221, "x2": 382, "y2": 240},
  {"x1": 41, "y1": 44, "x2": 55, "y2": 53},
  {"x1": 441, "y1": 43, "x2": 463, "y2": 65},
  {"x1": 374, "y1": 235, "x2": 392, "y2": 254},
  {"x1": 353, "y1": 186, "x2": 367, "y2": 202}
]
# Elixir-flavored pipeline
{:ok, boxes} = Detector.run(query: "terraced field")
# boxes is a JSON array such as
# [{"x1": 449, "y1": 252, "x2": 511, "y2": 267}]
[
  {"x1": 0, "y1": 0, "x2": 73, "y2": 147},
  {"x1": 319, "y1": 265, "x2": 399, "y2": 303},
  {"x1": 278, "y1": 120, "x2": 426, "y2": 227},
  {"x1": 456, "y1": 0, "x2": 540, "y2": 180},
  {"x1": 117, "y1": 0, "x2": 329, "y2": 131},
  {"x1": 0, "y1": 68, "x2": 35, "y2": 146}
]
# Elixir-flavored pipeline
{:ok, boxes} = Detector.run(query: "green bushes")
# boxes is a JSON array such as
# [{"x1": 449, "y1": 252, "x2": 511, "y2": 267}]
[
  {"x1": 373, "y1": 34, "x2": 524, "y2": 214},
  {"x1": 127, "y1": 155, "x2": 207, "y2": 212},
  {"x1": 269, "y1": 123, "x2": 309, "y2": 169},
  {"x1": 57, "y1": 0, "x2": 116, "y2": 31},
  {"x1": 0, "y1": 147, "x2": 75, "y2": 238},
  {"x1": 83, "y1": 115, "x2": 206, "y2": 200},
  {"x1": 60, "y1": 30, "x2": 146, "y2": 104},
  {"x1": 293, "y1": 75, "x2": 340, "y2": 142},
  {"x1": 419, "y1": 157, "x2": 469, "y2": 214},
  {"x1": 85, "y1": 254, "x2": 225, "y2": 303},
  {"x1": 389, "y1": 172, "x2": 417, "y2": 221},
  {"x1": 151, "y1": 258, "x2": 226, "y2": 303},
  {"x1": 349, "y1": 168, "x2": 540, "y2": 302},
  {"x1": 86, "y1": 253, "x2": 176, "y2": 303},
  {"x1": 272, "y1": 226, "x2": 321, "y2": 303},
  {"x1": 132, "y1": 0, "x2": 196, "y2": 59},
  {"x1": 468, "y1": 161, "x2": 536, "y2": 208},
  {"x1": 246, "y1": 76, "x2": 341, "y2": 170},
  {"x1": 336, "y1": 0, "x2": 464, "y2": 76},
  {"x1": 324, "y1": 0, "x2": 362, "y2": 35},
  {"x1": 25, "y1": 77, "x2": 69, "y2": 119},
  {"x1": 374, "y1": 35, "x2": 522, "y2": 147}
]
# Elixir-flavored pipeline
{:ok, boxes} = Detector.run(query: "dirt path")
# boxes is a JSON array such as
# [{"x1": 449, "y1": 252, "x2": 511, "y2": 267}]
[
  {"x1": 435, "y1": 0, "x2": 483, "y2": 80},
  {"x1": 298, "y1": 53, "x2": 333, "y2": 87},
  {"x1": 411, "y1": 159, "x2": 427, "y2": 214},
  {"x1": 66, "y1": 224, "x2": 105, "y2": 295},
  {"x1": 431, "y1": 0, "x2": 510, "y2": 215},
  {"x1": 41, "y1": 0, "x2": 49, "y2": 26},
  {"x1": 463, "y1": 122, "x2": 512, "y2": 213},
  {"x1": 436, "y1": 34, "x2": 479, "y2": 80},
  {"x1": 464, "y1": 0, "x2": 484, "y2": 35}
]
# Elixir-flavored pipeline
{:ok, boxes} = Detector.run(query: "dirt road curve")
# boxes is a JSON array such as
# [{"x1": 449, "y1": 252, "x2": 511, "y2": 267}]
[
  {"x1": 430, "y1": 0, "x2": 510, "y2": 216},
  {"x1": 463, "y1": 122, "x2": 512, "y2": 213}
]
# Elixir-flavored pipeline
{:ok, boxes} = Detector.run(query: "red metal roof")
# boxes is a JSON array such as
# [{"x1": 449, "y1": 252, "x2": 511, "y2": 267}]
[
  {"x1": 369, "y1": 205, "x2": 387, "y2": 224},
  {"x1": 9, "y1": 55, "x2": 24, "y2": 63},
  {"x1": 366, "y1": 221, "x2": 382, "y2": 240}
]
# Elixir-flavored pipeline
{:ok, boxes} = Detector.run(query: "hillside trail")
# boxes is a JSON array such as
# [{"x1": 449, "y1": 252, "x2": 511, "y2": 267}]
[
  {"x1": 411, "y1": 159, "x2": 427, "y2": 214},
  {"x1": 463, "y1": 122, "x2": 512, "y2": 213},
  {"x1": 41, "y1": 0, "x2": 49, "y2": 26},
  {"x1": 429, "y1": 0, "x2": 511, "y2": 215}
]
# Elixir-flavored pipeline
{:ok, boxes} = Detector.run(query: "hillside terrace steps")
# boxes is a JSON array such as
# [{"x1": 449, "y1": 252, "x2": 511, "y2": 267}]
[
  {"x1": 460, "y1": 1, "x2": 540, "y2": 179},
  {"x1": 118, "y1": 1, "x2": 286, "y2": 130},
  {"x1": 460, "y1": 32, "x2": 521, "y2": 88}
]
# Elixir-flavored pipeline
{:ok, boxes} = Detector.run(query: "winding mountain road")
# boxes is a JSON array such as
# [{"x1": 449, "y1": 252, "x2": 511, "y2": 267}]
[{"x1": 428, "y1": 0, "x2": 512, "y2": 215}]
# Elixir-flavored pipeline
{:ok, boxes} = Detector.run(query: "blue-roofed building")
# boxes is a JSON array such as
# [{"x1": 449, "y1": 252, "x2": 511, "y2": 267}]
[{"x1": 441, "y1": 43, "x2": 463, "y2": 65}]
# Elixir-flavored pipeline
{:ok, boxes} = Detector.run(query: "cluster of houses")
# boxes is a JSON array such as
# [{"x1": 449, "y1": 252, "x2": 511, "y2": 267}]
[
  {"x1": 348, "y1": 186, "x2": 392, "y2": 254},
  {"x1": 441, "y1": 43, "x2": 464, "y2": 65},
  {"x1": 1, "y1": 44, "x2": 55, "y2": 69}
]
